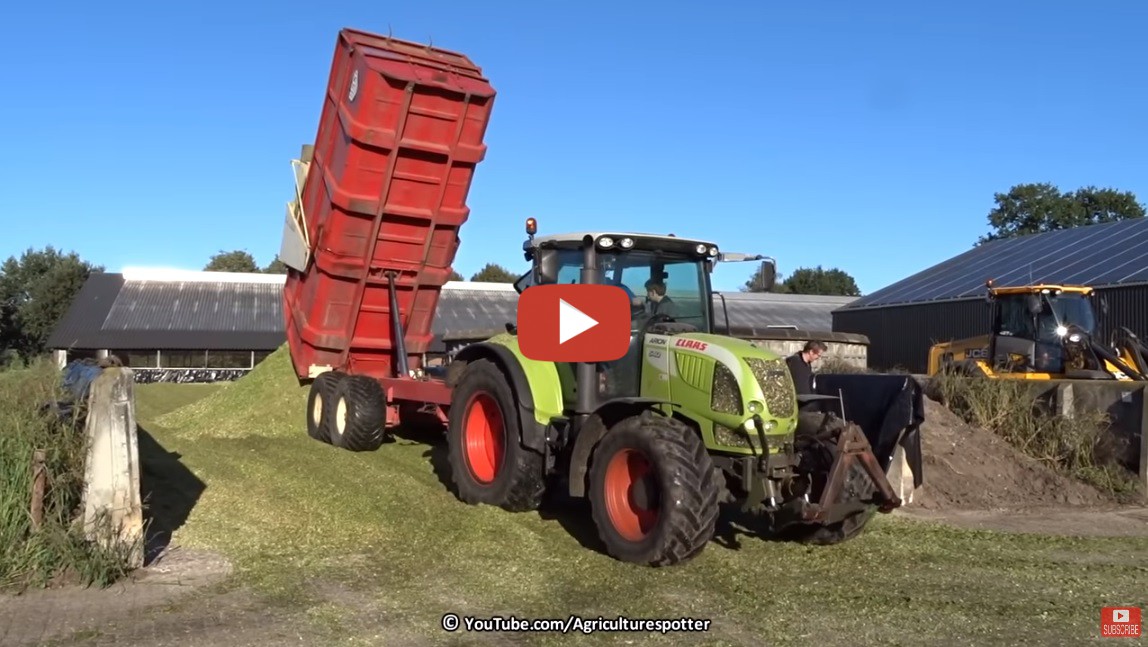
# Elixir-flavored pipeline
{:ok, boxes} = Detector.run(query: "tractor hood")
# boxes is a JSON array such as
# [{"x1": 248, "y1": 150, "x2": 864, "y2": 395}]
[{"x1": 653, "y1": 331, "x2": 798, "y2": 443}]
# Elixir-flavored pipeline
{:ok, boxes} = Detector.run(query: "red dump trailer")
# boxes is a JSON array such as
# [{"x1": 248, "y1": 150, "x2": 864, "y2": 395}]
[{"x1": 281, "y1": 28, "x2": 494, "y2": 435}]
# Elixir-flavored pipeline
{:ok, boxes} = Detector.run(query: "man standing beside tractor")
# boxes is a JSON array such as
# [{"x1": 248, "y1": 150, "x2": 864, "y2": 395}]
[{"x1": 786, "y1": 340, "x2": 828, "y2": 410}]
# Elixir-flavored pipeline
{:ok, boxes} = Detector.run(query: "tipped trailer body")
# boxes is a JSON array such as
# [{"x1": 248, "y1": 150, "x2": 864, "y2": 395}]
[
  {"x1": 281, "y1": 28, "x2": 494, "y2": 425},
  {"x1": 284, "y1": 28, "x2": 924, "y2": 566}
]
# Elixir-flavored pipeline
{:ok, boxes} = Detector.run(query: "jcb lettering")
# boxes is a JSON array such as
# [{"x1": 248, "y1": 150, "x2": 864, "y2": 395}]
[
  {"x1": 675, "y1": 339, "x2": 708, "y2": 351},
  {"x1": 965, "y1": 347, "x2": 989, "y2": 360}
]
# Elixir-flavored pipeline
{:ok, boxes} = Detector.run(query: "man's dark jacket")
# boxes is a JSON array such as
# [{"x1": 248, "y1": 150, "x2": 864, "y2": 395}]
[{"x1": 785, "y1": 352, "x2": 814, "y2": 396}]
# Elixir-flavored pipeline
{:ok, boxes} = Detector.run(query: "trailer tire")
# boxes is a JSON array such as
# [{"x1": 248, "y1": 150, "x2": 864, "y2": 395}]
[
  {"x1": 330, "y1": 375, "x2": 388, "y2": 452},
  {"x1": 306, "y1": 371, "x2": 342, "y2": 444},
  {"x1": 446, "y1": 359, "x2": 545, "y2": 512},
  {"x1": 587, "y1": 411, "x2": 720, "y2": 566}
]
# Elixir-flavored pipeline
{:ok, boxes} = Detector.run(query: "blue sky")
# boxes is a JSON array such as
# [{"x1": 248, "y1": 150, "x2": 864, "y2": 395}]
[{"x1": 2, "y1": 1, "x2": 1146, "y2": 294}]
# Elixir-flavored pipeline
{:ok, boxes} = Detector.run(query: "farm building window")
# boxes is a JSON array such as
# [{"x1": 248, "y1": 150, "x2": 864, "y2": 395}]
[
  {"x1": 206, "y1": 350, "x2": 253, "y2": 369},
  {"x1": 121, "y1": 350, "x2": 159, "y2": 368},
  {"x1": 158, "y1": 351, "x2": 206, "y2": 369}
]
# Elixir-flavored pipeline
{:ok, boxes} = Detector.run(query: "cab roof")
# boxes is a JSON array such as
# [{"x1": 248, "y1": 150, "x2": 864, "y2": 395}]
[
  {"x1": 990, "y1": 284, "x2": 1094, "y2": 296},
  {"x1": 530, "y1": 231, "x2": 719, "y2": 254}
]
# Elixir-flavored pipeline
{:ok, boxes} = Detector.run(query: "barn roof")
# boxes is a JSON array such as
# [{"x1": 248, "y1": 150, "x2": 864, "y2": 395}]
[
  {"x1": 839, "y1": 218, "x2": 1148, "y2": 311},
  {"x1": 48, "y1": 270, "x2": 859, "y2": 351}
]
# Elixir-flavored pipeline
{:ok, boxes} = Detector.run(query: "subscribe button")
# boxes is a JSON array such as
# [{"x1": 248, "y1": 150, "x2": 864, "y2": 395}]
[{"x1": 518, "y1": 284, "x2": 632, "y2": 362}]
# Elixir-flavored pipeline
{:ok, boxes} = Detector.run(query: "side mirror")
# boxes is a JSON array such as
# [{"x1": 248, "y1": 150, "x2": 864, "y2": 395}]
[
  {"x1": 1025, "y1": 294, "x2": 1042, "y2": 315},
  {"x1": 753, "y1": 260, "x2": 776, "y2": 292},
  {"x1": 537, "y1": 249, "x2": 560, "y2": 284}
]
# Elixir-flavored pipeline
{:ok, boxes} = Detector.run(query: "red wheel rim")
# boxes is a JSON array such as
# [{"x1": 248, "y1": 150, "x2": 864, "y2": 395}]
[
  {"x1": 463, "y1": 392, "x2": 503, "y2": 484},
  {"x1": 603, "y1": 448, "x2": 659, "y2": 541}
]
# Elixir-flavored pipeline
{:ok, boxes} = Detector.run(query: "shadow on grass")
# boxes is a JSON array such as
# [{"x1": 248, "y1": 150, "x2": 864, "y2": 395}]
[
  {"x1": 389, "y1": 419, "x2": 788, "y2": 558},
  {"x1": 137, "y1": 425, "x2": 206, "y2": 566}
]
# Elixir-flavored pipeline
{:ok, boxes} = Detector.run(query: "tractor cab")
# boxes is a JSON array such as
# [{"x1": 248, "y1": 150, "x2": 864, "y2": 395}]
[
  {"x1": 514, "y1": 218, "x2": 775, "y2": 405},
  {"x1": 986, "y1": 281, "x2": 1102, "y2": 374}
]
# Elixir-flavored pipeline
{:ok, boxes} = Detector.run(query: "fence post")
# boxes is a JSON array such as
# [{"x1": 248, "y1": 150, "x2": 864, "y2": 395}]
[{"x1": 80, "y1": 366, "x2": 144, "y2": 569}]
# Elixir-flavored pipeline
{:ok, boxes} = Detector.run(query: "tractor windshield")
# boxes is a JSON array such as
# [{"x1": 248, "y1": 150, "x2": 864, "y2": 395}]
[{"x1": 517, "y1": 247, "x2": 713, "y2": 333}]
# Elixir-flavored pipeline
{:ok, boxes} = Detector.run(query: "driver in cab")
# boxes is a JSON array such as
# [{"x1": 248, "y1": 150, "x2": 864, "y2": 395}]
[{"x1": 642, "y1": 279, "x2": 675, "y2": 318}]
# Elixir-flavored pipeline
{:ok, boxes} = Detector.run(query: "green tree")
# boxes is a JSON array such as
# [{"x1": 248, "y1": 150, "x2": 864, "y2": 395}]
[
  {"x1": 977, "y1": 182, "x2": 1145, "y2": 245},
  {"x1": 262, "y1": 256, "x2": 288, "y2": 274},
  {"x1": 744, "y1": 265, "x2": 860, "y2": 296},
  {"x1": 204, "y1": 250, "x2": 259, "y2": 272},
  {"x1": 447, "y1": 269, "x2": 464, "y2": 281},
  {"x1": 0, "y1": 246, "x2": 103, "y2": 359},
  {"x1": 470, "y1": 263, "x2": 516, "y2": 283}
]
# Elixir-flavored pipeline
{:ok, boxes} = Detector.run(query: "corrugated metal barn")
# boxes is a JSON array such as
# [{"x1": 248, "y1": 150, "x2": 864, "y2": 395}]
[
  {"x1": 49, "y1": 270, "x2": 864, "y2": 380},
  {"x1": 832, "y1": 218, "x2": 1148, "y2": 373}
]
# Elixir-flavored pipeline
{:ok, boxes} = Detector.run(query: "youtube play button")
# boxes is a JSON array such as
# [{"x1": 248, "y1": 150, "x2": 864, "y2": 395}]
[{"x1": 518, "y1": 284, "x2": 632, "y2": 362}]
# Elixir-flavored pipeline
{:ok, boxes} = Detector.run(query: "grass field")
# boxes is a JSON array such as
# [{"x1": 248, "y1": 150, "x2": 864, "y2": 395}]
[{"x1": 133, "y1": 348, "x2": 1148, "y2": 646}]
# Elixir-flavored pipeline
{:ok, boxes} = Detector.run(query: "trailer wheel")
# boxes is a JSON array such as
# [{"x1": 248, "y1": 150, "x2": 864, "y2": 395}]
[
  {"x1": 330, "y1": 375, "x2": 388, "y2": 452},
  {"x1": 446, "y1": 359, "x2": 545, "y2": 512},
  {"x1": 306, "y1": 371, "x2": 343, "y2": 444},
  {"x1": 587, "y1": 411, "x2": 720, "y2": 566}
]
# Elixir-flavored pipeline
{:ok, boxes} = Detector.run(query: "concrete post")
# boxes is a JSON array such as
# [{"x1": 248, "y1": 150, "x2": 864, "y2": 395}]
[
  {"x1": 1138, "y1": 387, "x2": 1148, "y2": 502},
  {"x1": 80, "y1": 366, "x2": 144, "y2": 569}
]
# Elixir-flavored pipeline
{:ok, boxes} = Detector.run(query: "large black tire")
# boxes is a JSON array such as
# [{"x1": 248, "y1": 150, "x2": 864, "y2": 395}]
[
  {"x1": 587, "y1": 411, "x2": 720, "y2": 566},
  {"x1": 329, "y1": 374, "x2": 388, "y2": 452},
  {"x1": 446, "y1": 359, "x2": 545, "y2": 512},
  {"x1": 306, "y1": 371, "x2": 342, "y2": 444}
]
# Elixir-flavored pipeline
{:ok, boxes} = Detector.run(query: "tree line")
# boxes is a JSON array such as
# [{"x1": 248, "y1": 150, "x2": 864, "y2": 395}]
[{"x1": 3, "y1": 181, "x2": 1143, "y2": 366}]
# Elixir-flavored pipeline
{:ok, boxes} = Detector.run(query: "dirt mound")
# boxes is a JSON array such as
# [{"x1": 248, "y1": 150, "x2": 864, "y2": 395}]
[{"x1": 913, "y1": 397, "x2": 1111, "y2": 511}]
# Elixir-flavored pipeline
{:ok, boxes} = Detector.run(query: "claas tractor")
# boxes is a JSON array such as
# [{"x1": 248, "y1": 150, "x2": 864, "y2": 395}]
[
  {"x1": 441, "y1": 218, "x2": 904, "y2": 566},
  {"x1": 927, "y1": 281, "x2": 1148, "y2": 381}
]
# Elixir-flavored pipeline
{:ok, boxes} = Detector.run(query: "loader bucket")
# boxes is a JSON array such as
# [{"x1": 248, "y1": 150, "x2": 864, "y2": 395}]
[{"x1": 813, "y1": 373, "x2": 926, "y2": 490}]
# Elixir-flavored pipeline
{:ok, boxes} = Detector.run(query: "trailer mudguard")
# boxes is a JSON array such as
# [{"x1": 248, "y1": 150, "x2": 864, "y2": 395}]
[
  {"x1": 453, "y1": 335, "x2": 565, "y2": 454},
  {"x1": 566, "y1": 397, "x2": 674, "y2": 498}
]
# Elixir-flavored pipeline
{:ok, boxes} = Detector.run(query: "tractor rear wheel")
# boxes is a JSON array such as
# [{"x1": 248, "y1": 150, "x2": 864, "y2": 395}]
[
  {"x1": 329, "y1": 375, "x2": 388, "y2": 452},
  {"x1": 587, "y1": 411, "x2": 720, "y2": 566},
  {"x1": 446, "y1": 359, "x2": 545, "y2": 512},
  {"x1": 306, "y1": 371, "x2": 342, "y2": 444}
]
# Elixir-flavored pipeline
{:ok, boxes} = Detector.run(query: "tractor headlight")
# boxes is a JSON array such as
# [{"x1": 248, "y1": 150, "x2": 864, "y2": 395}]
[
  {"x1": 598, "y1": 237, "x2": 615, "y2": 249},
  {"x1": 696, "y1": 243, "x2": 708, "y2": 254},
  {"x1": 1056, "y1": 325, "x2": 1068, "y2": 337},
  {"x1": 1068, "y1": 333, "x2": 1082, "y2": 344},
  {"x1": 619, "y1": 237, "x2": 634, "y2": 249}
]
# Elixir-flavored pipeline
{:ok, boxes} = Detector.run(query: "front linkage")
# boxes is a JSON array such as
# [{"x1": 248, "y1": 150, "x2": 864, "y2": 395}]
[{"x1": 729, "y1": 410, "x2": 903, "y2": 538}]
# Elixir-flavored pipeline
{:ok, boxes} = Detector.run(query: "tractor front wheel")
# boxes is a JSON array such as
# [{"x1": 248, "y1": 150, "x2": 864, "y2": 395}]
[
  {"x1": 446, "y1": 359, "x2": 545, "y2": 512},
  {"x1": 587, "y1": 411, "x2": 720, "y2": 566}
]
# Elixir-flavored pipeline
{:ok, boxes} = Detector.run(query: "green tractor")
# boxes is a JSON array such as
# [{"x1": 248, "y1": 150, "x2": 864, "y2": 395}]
[{"x1": 444, "y1": 219, "x2": 903, "y2": 566}]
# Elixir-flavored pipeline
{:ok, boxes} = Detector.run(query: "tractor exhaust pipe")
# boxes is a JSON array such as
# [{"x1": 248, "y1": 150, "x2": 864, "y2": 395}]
[{"x1": 576, "y1": 236, "x2": 600, "y2": 418}]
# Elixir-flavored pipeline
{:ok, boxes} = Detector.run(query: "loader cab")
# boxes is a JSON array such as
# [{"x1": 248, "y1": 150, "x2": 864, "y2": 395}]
[{"x1": 986, "y1": 282, "x2": 1098, "y2": 374}]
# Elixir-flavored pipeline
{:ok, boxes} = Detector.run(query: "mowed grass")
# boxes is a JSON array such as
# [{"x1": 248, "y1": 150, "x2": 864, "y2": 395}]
[{"x1": 137, "y1": 347, "x2": 1148, "y2": 646}]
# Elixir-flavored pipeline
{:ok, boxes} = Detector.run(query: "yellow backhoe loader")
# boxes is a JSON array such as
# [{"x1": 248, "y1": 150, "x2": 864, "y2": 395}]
[{"x1": 927, "y1": 281, "x2": 1148, "y2": 381}]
